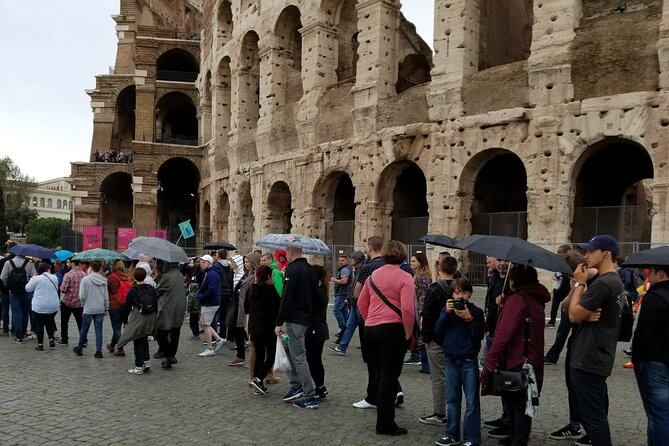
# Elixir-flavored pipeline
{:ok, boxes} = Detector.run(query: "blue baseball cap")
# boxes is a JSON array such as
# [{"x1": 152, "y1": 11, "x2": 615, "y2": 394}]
[{"x1": 576, "y1": 235, "x2": 619, "y2": 257}]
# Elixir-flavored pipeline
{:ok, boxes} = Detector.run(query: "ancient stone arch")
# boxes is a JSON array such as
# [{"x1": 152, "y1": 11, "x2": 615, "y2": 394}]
[
  {"x1": 99, "y1": 171, "x2": 134, "y2": 228},
  {"x1": 266, "y1": 180, "x2": 293, "y2": 234},
  {"x1": 156, "y1": 157, "x2": 201, "y2": 233},
  {"x1": 312, "y1": 169, "x2": 356, "y2": 246},
  {"x1": 154, "y1": 91, "x2": 199, "y2": 144},
  {"x1": 217, "y1": 0, "x2": 234, "y2": 45},
  {"x1": 478, "y1": 0, "x2": 533, "y2": 71}
]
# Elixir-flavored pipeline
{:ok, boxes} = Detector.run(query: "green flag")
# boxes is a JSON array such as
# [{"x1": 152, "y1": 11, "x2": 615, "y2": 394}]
[{"x1": 178, "y1": 219, "x2": 195, "y2": 239}]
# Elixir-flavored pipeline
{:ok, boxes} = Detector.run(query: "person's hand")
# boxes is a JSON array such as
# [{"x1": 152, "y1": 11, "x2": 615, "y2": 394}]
[
  {"x1": 405, "y1": 329, "x2": 412, "y2": 341},
  {"x1": 573, "y1": 263, "x2": 588, "y2": 283},
  {"x1": 274, "y1": 325, "x2": 282, "y2": 337},
  {"x1": 586, "y1": 308, "x2": 602, "y2": 322},
  {"x1": 455, "y1": 307, "x2": 472, "y2": 320},
  {"x1": 330, "y1": 276, "x2": 336, "y2": 282},
  {"x1": 446, "y1": 299, "x2": 454, "y2": 311},
  {"x1": 495, "y1": 295, "x2": 503, "y2": 305}
]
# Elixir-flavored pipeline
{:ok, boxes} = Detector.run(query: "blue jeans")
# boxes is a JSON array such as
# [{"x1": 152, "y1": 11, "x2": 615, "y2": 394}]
[
  {"x1": 1, "y1": 290, "x2": 11, "y2": 333},
  {"x1": 338, "y1": 305, "x2": 360, "y2": 352},
  {"x1": 445, "y1": 357, "x2": 481, "y2": 444},
  {"x1": 108, "y1": 308, "x2": 123, "y2": 348},
  {"x1": 333, "y1": 293, "x2": 349, "y2": 330},
  {"x1": 635, "y1": 361, "x2": 669, "y2": 446},
  {"x1": 9, "y1": 292, "x2": 31, "y2": 339},
  {"x1": 78, "y1": 313, "x2": 104, "y2": 353}
]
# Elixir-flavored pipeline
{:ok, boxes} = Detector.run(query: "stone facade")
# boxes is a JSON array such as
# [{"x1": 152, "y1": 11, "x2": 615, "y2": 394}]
[
  {"x1": 26, "y1": 178, "x2": 73, "y2": 221},
  {"x1": 71, "y1": 0, "x2": 668, "y2": 260}
]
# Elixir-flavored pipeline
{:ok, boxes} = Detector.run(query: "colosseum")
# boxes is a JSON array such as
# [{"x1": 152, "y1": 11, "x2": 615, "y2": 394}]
[{"x1": 69, "y1": 0, "x2": 668, "y2": 278}]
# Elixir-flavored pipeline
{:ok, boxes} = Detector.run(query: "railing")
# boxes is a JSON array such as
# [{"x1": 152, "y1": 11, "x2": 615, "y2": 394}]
[
  {"x1": 336, "y1": 66, "x2": 356, "y2": 82},
  {"x1": 155, "y1": 135, "x2": 199, "y2": 146},
  {"x1": 471, "y1": 211, "x2": 528, "y2": 239},
  {"x1": 175, "y1": 32, "x2": 200, "y2": 41},
  {"x1": 156, "y1": 70, "x2": 198, "y2": 82},
  {"x1": 572, "y1": 205, "x2": 650, "y2": 244}
]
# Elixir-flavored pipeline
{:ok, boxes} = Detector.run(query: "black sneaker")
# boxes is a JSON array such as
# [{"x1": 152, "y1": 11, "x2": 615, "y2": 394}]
[
  {"x1": 488, "y1": 426, "x2": 512, "y2": 439},
  {"x1": 35, "y1": 345, "x2": 44, "y2": 351},
  {"x1": 94, "y1": 351, "x2": 103, "y2": 359},
  {"x1": 251, "y1": 378, "x2": 268, "y2": 395},
  {"x1": 161, "y1": 358, "x2": 172, "y2": 369},
  {"x1": 48, "y1": 339, "x2": 56, "y2": 348},
  {"x1": 484, "y1": 418, "x2": 508, "y2": 429},
  {"x1": 13, "y1": 337, "x2": 23, "y2": 344},
  {"x1": 153, "y1": 351, "x2": 165, "y2": 359},
  {"x1": 73, "y1": 346, "x2": 83, "y2": 356},
  {"x1": 622, "y1": 348, "x2": 632, "y2": 357},
  {"x1": 395, "y1": 392, "x2": 404, "y2": 407},
  {"x1": 56, "y1": 340, "x2": 68, "y2": 346},
  {"x1": 575, "y1": 435, "x2": 592, "y2": 446},
  {"x1": 315, "y1": 386, "x2": 328, "y2": 399},
  {"x1": 549, "y1": 425, "x2": 582, "y2": 440},
  {"x1": 546, "y1": 322, "x2": 556, "y2": 328}
]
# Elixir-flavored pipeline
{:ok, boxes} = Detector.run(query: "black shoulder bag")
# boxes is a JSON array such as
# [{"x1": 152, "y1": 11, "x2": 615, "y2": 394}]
[{"x1": 493, "y1": 296, "x2": 530, "y2": 393}]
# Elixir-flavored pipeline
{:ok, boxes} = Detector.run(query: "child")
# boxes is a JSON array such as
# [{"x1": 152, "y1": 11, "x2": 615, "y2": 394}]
[
  {"x1": 116, "y1": 267, "x2": 158, "y2": 374},
  {"x1": 73, "y1": 260, "x2": 109, "y2": 358},
  {"x1": 434, "y1": 278, "x2": 485, "y2": 446},
  {"x1": 187, "y1": 282, "x2": 201, "y2": 340}
]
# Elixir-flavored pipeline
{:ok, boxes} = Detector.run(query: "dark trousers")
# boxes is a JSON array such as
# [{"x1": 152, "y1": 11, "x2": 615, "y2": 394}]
[
  {"x1": 364, "y1": 323, "x2": 406, "y2": 433},
  {"x1": 60, "y1": 303, "x2": 83, "y2": 343},
  {"x1": 1, "y1": 291, "x2": 11, "y2": 333},
  {"x1": 548, "y1": 290, "x2": 561, "y2": 323},
  {"x1": 34, "y1": 311, "x2": 57, "y2": 345},
  {"x1": 565, "y1": 344, "x2": 582, "y2": 425},
  {"x1": 233, "y1": 326, "x2": 246, "y2": 359},
  {"x1": 189, "y1": 312, "x2": 200, "y2": 337},
  {"x1": 108, "y1": 308, "x2": 123, "y2": 349},
  {"x1": 156, "y1": 327, "x2": 181, "y2": 359},
  {"x1": 501, "y1": 389, "x2": 532, "y2": 446},
  {"x1": 571, "y1": 368, "x2": 612, "y2": 446},
  {"x1": 133, "y1": 337, "x2": 150, "y2": 367},
  {"x1": 252, "y1": 332, "x2": 276, "y2": 381},
  {"x1": 305, "y1": 334, "x2": 325, "y2": 388},
  {"x1": 545, "y1": 314, "x2": 572, "y2": 363},
  {"x1": 217, "y1": 298, "x2": 231, "y2": 339}
]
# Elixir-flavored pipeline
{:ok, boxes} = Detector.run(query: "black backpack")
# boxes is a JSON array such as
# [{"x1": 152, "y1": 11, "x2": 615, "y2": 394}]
[
  {"x1": 136, "y1": 285, "x2": 158, "y2": 315},
  {"x1": 7, "y1": 259, "x2": 29, "y2": 293},
  {"x1": 618, "y1": 290, "x2": 634, "y2": 342},
  {"x1": 220, "y1": 264, "x2": 234, "y2": 300}
]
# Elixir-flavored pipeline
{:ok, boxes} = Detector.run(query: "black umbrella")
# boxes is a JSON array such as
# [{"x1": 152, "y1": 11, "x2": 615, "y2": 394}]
[
  {"x1": 622, "y1": 245, "x2": 669, "y2": 267},
  {"x1": 419, "y1": 234, "x2": 461, "y2": 249},
  {"x1": 203, "y1": 241, "x2": 237, "y2": 251},
  {"x1": 456, "y1": 234, "x2": 572, "y2": 273},
  {"x1": 9, "y1": 244, "x2": 56, "y2": 260}
]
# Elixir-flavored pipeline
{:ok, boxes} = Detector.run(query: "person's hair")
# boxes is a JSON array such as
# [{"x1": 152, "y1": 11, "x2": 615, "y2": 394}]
[
  {"x1": 563, "y1": 250, "x2": 585, "y2": 272},
  {"x1": 440, "y1": 256, "x2": 459, "y2": 275},
  {"x1": 112, "y1": 260, "x2": 126, "y2": 274},
  {"x1": 338, "y1": 254, "x2": 348, "y2": 260},
  {"x1": 439, "y1": 251, "x2": 450, "y2": 257},
  {"x1": 262, "y1": 252, "x2": 274, "y2": 262},
  {"x1": 311, "y1": 264, "x2": 329, "y2": 296},
  {"x1": 6, "y1": 240, "x2": 17, "y2": 249},
  {"x1": 133, "y1": 267, "x2": 147, "y2": 282},
  {"x1": 616, "y1": 257, "x2": 625, "y2": 266},
  {"x1": 412, "y1": 253, "x2": 432, "y2": 277},
  {"x1": 36, "y1": 262, "x2": 50, "y2": 275},
  {"x1": 254, "y1": 249, "x2": 262, "y2": 254},
  {"x1": 217, "y1": 249, "x2": 228, "y2": 259},
  {"x1": 654, "y1": 266, "x2": 669, "y2": 276},
  {"x1": 558, "y1": 244, "x2": 572, "y2": 253},
  {"x1": 381, "y1": 240, "x2": 407, "y2": 265},
  {"x1": 255, "y1": 264, "x2": 272, "y2": 283},
  {"x1": 508, "y1": 264, "x2": 539, "y2": 288},
  {"x1": 451, "y1": 278, "x2": 473, "y2": 293},
  {"x1": 367, "y1": 236, "x2": 383, "y2": 252},
  {"x1": 91, "y1": 260, "x2": 103, "y2": 273}
]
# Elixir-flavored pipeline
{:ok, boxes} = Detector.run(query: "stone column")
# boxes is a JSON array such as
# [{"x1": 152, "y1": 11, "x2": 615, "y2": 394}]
[
  {"x1": 89, "y1": 102, "x2": 115, "y2": 155},
  {"x1": 228, "y1": 62, "x2": 259, "y2": 167},
  {"x1": 658, "y1": 0, "x2": 669, "y2": 89},
  {"x1": 113, "y1": 15, "x2": 136, "y2": 75},
  {"x1": 527, "y1": 0, "x2": 582, "y2": 106},
  {"x1": 134, "y1": 85, "x2": 155, "y2": 143},
  {"x1": 256, "y1": 45, "x2": 289, "y2": 158},
  {"x1": 651, "y1": 182, "x2": 669, "y2": 243},
  {"x1": 427, "y1": 0, "x2": 480, "y2": 121}
]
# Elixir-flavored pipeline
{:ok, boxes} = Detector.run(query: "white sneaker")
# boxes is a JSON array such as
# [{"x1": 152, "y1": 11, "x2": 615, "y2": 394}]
[
  {"x1": 127, "y1": 366, "x2": 144, "y2": 375},
  {"x1": 213, "y1": 338, "x2": 226, "y2": 352},
  {"x1": 198, "y1": 348, "x2": 215, "y2": 357},
  {"x1": 352, "y1": 399, "x2": 376, "y2": 409}
]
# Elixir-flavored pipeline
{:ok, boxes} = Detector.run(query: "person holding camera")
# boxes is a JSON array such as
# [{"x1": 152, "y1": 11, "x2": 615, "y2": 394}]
[{"x1": 433, "y1": 278, "x2": 485, "y2": 446}]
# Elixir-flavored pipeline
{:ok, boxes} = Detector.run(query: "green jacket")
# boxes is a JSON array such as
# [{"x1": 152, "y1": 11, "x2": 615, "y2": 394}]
[{"x1": 268, "y1": 262, "x2": 284, "y2": 296}]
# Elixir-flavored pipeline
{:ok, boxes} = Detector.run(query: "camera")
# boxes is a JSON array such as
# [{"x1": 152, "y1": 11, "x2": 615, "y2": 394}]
[{"x1": 453, "y1": 299, "x2": 466, "y2": 311}]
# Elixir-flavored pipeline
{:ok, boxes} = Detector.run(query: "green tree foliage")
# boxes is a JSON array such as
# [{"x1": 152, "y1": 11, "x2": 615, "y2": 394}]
[
  {"x1": 0, "y1": 157, "x2": 37, "y2": 234},
  {"x1": 25, "y1": 218, "x2": 70, "y2": 248},
  {"x1": 0, "y1": 182, "x2": 7, "y2": 248},
  {"x1": 6, "y1": 207, "x2": 39, "y2": 234}
]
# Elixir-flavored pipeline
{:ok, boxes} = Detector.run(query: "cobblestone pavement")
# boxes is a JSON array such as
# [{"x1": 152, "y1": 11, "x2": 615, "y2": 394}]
[{"x1": 0, "y1": 297, "x2": 646, "y2": 445}]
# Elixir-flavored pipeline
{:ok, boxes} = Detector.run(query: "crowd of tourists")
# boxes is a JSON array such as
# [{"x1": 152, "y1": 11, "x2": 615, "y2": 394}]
[
  {"x1": 0, "y1": 233, "x2": 667, "y2": 446},
  {"x1": 92, "y1": 150, "x2": 133, "y2": 163}
]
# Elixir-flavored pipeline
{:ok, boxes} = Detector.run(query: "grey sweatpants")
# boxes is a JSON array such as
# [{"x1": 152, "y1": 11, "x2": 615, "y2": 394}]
[
  {"x1": 426, "y1": 341, "x2": 446, "y2": 415},
  {"x1": 285, "y1": 322, "x2": 315, "y2": 399}
]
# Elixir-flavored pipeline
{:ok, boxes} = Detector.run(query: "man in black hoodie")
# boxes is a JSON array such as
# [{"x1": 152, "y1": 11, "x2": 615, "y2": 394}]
[
  {"x1": 275, "y1": 246, "x2": 320, "y2": 409},
  {"x1": 211, "y1": 249, "x2": 234, "y2": 339}
]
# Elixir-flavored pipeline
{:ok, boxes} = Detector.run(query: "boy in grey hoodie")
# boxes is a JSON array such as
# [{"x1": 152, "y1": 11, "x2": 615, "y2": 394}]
[{"x1": 73, "y1": 261, "x2": 109, "y2": 358}]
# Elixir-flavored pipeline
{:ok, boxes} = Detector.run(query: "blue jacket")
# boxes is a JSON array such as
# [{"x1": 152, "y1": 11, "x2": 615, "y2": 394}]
[
  {"x1": 197, "y1": 267, "x2": 221, "y2": 307},
  {"x1": 434, "y1": 302, "x2": 485, "y2": 360}
]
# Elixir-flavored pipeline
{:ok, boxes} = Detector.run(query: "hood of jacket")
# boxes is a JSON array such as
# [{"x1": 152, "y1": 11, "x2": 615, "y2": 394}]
[
  {"x1": 513, "y1": 282, "x2": 551, "y2": 305},
  {"x1": 89, "y1": 272, "x2": 109, "y2": 287}
]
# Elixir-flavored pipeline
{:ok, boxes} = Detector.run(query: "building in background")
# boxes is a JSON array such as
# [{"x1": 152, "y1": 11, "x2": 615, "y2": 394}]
[{"x1": 27, "y1": 178, "x2": 73, "y2": 220}]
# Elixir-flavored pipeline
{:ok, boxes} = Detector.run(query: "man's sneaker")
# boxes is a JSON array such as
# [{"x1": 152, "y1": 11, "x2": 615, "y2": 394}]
[
  {"x1": 395, "y1": 392, "x2": 404, "y2": 407},
  {"x1": 403, "y1": 356, "x2": 421, "y2": 365},
  {"x1": 13, "y1": 337, "x2": 23, "y2": 344},
  {"x1": 48, "y1": 339, "x2": 56, "y2": 348},
  {"x1": 487, "y1": 426, "x2": 512, "y2": 439},
  {"x1": 575, "y1": 435, "x2": 592, "y2": 446},
  {"x1": 483, "y1": 418, "x2": 507, "y2": 429},
  {"x1": 213, "y1": 339, "x2": 226, "y2": 352},
  {"x1": 352, "y1": 399, "x2": 376, "y2": 409},
  {"x1": 549, "y1": 425, "x2": 583, "y2": 440},
  {"x1": 143, "y1": 361, "x2": 151, "y2": 373},
  {"x1": 292, "y1": 397, "x2": 319, "y2": 410},
  {"x1": 35, "y1": 345, "x2": 44, "y2": 351},
  {"x1": 419, "y1": 413, "x2": 447, "y2": 425},
  {"x1": 153, "y1": 351, "x2": 165, "y2": 359},
  {"x1": 283, "y1": 387, "x2": 304, "y2": 402},
  {"x1": 315, "y1": 386, "x2": 328, "y2": 399},
  {"x1": 73, "y1": 346, "x2": 83, "y2": 356},
  {"x1": 251, "y1": 378, "x2": 268, "y2": 395},
  {"x1": 56, "y1": 340, "x2": 68, "y2": 346},
  {"x1": 544, "y1": 356, "x2": 557, "y2": 365},
  {"x1": 546, "y1": 322, "x2": 556, "y2": 328},
  {"x1": 435, "y1": 436, "x2": 460, "y2": 446},
  {"x1": 128, "y1": 366, "x2": 144, "y2": 375},
  {"x1": 198, "y1": 348, "x2": 215, "y2": 357},
  {"x1": 160, "y1": 359, "x2": 172, "y2": 369},
  {"x1": 94, "y1": 351, "x2": 104, "y2": 359},
  {"x1": 106, "y1": 343, "x2": 115, "y2": 353},
  {"x1": 329, "y1": 345, "x2": 345, "y2": 355},
  {"x1": 228, "y1": 357, "x2": 245, "y2": 366},
  {"x1": 622, "y1": 348, "x2": 632, "y2": 357},
  {"x1": 462, "y1": 442, "x2": 475, "y2": 446}
]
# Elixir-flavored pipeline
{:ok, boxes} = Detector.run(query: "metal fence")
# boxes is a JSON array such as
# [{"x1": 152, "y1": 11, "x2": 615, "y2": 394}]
[{"x1": 156, "y1": 70, "x2": 198, "y2": 82}]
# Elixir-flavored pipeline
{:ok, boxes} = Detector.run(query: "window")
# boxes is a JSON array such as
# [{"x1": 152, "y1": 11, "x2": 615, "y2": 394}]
[
  {"x1": 69, "y1": 200, "x2": 73, "y2": 210},
  {"x1": 47, "y1": 198, "x2": 52, "y2": 208},
  {"x1": 57, "y1": 199, "x2": 62, "y2": 209},
  {"x1": 32, "y1": 197, "x2": 37, "y2": 207},
  {"x1": 40, "y1": 198, "x2": 45, "y2": 207}
]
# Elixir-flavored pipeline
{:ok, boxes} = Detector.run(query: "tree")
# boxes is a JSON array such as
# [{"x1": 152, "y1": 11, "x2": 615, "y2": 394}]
[
  {"x1": 6, "y1": 206, "x2": 39, "y2": 234},
  {"x1": 0, "y1": 156, "x2": 37, "y2": 235},
  {"x1": 0, "y1": 182, "x2": 7, "y2": 248},
  {"x1": 25, "y1": 218, "x2": 70, "y2": 248}
]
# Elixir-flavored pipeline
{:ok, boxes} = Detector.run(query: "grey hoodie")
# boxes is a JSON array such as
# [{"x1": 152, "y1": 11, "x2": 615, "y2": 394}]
[{"x1": 79, "y1": 272, "x2": 109, "y2": 315}]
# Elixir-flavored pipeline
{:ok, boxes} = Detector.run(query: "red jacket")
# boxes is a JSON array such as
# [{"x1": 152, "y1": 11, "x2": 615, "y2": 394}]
[{"x1": 484, "y1": 282, "x2": 550, "y2": 392}]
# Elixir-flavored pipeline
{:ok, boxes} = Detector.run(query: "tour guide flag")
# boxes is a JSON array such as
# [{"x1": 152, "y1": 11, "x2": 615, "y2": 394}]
[
  {"x1": 117, "y1": 228, "x2": 136, "y2": 251},
  {"x1": 83, "y1": 226, "x2": 103, "y2": 249},
  {"x1": 178, "y1": 220, "x2": 195, "y2": 239}
]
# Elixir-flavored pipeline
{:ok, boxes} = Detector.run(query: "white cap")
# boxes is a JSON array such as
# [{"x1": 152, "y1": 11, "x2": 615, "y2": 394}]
[{"x1": 200, "y1": 255, "x2": 214, "y2": 265}]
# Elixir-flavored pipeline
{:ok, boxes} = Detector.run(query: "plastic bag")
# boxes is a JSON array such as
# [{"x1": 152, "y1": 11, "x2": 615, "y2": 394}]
[{"x1": 273, "y1": 336, "x2": 291, "y2": 373}]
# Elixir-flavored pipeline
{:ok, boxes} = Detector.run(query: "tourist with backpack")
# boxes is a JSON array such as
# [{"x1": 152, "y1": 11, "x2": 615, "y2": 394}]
[
  {"x1": 1, "y1": 250, "x2": 36, "y2": 343},
  {"x1": 25, "y1": 262, "x2": 60, "y2": 351},
  {"x1": 107, "y1": 260, "x2": 132, "y2": 357},
  {"x1": 117, "y1": 267, "x2": 158, "y2": 375}
]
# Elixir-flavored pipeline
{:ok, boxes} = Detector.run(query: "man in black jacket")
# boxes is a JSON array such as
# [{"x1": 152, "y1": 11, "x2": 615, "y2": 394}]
[
  {"x1": 211, "y1": 249, "x2": 234, "y2": 339},
  {"x1": 275, "y1": 246, "x2": 319, "y2": 409}
]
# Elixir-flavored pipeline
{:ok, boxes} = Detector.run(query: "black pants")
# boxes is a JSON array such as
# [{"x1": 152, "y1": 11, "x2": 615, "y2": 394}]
[
  {"x1": 548, "y1": 289, "x2": 562, "y2": 323},
  {"x1": 306, "y1": 334, "x2": 325, "y2": 388},
  {"x1": 364, "y1": 323, "x2": 406, "y2": 433},
  {"x1": 60, "y1": 303, "x2": 83, "y2": 343},
  {"x1": 133, "y1": 337, "x2": 150, "y2": 367},
  {"x1": 545, "y1": 313, "x2": 572, "y2": 363},
  {"x1": 189, "y1": 312, "x2": 200, "y2": 337},
  {"x1": 501, "y1": 389, "x2": 532, "y2": 446},
  {"x1": 571, "y1": 367, "x2": 612, "y2": 446},
  {"x1": 252, "y1": 332, "x2": 276, "y2": 381},
  {"x1": 233, "y1": 326, "x2": 246, "y2": 359},
  {"x1": 34, "y1": 311, "x2": 57, "y2": 345},
  {"x1": 156, "y1": 327, "x2": 181, "y2": 359},
  {"x1": 564, "y1": 342, "x2": 582, "y2": 424},
  {"x1": 218, "y1": 298, "x2": 231, "y2": 339}
]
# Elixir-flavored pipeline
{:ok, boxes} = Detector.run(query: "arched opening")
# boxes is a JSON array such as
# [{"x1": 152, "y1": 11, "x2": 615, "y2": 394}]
[
  {"x1": 237, "y1": 181, "x2": 254, "y2": 250},
  {"x1": 571, "y1": 139, "x2": 654, "y2": 247},
  {"x1": 40, "y1": 198, "x2": 45, "y2": 208},
  {"x1": 314, "y1": 172, "x2": 356, "y2": 248},
  {"x1": 239, "y1": 31, "x2": 260, "y2": 131},
  {"x1": 100, "y1": 172, "x2": 133, "y2": 228},
  {"x1": 57, "y1": 199, "x2": 61, "y2": 209},
  {"x1": 468, "y1": 151, "x2": 528, "y2": 238},
  {"x1": 157, "y1": 158, "x2": 200, "y2": 239},
  {"x1": 217, "y1": 1, "x2": 234, "y2": 44},
  {"x1": 275, "y1": 6, "x2": 303, "y2": 103},
  {"x1": 478, "y1": 0, "x2": 533, "y2": 71},
  {"x1": 396, "y1": 54, "x2": 432, "y2": 94},
  {"x1": 47, "y1": 198, "x2": 52, "y2": 208},
  {"x1": 156, "y1": 48, "x2": 199, "y2": 82},
  {"x1": 217, "y1": 192, "x2": 230, "y2": 240},
  {"x1": 334, "y1": 0, "x2": 359, "y2": 82},
  {"x1": 267, "y1": 181, "x2": 292, "y2": 234},
  {"x1": 113, "y1": 85, "x2": 136, "y2": 153},
  {"x1": 155, "y1": 92, "x2": 198, "y2": 145},
  {"x1": 215, "y1": 56, "x2": 232, "y2": 142},
  {"x1": 202, "y1": 200, "x2": 211, "y2": 229}
]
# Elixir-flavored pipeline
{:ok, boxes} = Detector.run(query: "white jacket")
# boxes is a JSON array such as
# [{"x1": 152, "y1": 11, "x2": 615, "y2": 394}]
[{"x1": 25, "y1": 273, "x2": 59, "y2": 314}]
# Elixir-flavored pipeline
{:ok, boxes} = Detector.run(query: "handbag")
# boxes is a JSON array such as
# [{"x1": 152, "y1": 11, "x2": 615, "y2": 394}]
[{"x1": 493, "y1": 295, "x2": 531, "y2": 393}]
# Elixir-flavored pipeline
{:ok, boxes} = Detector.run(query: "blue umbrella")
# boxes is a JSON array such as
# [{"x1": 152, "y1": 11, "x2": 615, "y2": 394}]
[
  {"x1": 256, "y1": 234, "x2": 331, "y2": 256},
  {"x1": 9, "y1": 244, "x2": 56, "y2": 259},
  {"x1": 54, "y1": 249, "x2": 74, "y2": 261}
]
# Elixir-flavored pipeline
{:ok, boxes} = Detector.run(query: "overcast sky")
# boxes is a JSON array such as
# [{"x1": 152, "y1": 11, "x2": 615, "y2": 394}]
[{"x1": 0, "y1": 1, "x2": 433, "y2": 182}]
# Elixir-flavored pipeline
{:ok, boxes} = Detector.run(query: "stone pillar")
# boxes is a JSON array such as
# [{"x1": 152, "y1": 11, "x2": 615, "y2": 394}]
[
  {"x1": 89, "y1": 102, "x2": 115, "y2": 155},
  {"x1": 527, "y1": 0, "x2": 582, "y2": 106},
  {"x1": 113, "y1": 15, "x2": 136, "y2": 75},
  {"x1": 200, "y1": 101, "x2": 212, "y2": 144},
  {"x1": 256, "y1": 45, "x2": 288, "y2": 158},
  {"x1": 134, "y1": 86, "x2": 155, "y2": 142},
  {"x1": 351, "y1": 0, "x2": 400, "y2": 136},
  {"x1": 427, "y1": 0, "x2": 480, "y2": 121},
  {"x1": 651, "y1": 182, "x2": 669, "y2": 243},
  {"x1": 658, "y1": 0, "x2": 669, "y2": 89},
  {"x1": 229, "y1": 61, "x2": 259, "y2": 167},
  {"x1": 212, "y1": 84, "x2": 232, "y2": 142}
]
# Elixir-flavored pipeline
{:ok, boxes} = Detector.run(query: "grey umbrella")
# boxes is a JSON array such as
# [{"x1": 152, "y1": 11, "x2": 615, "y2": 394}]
[
  {"x1": 256, "y1": 233, "x2": 332, "y2": 256},
  {"x1": 622, "y1": 245, "x2": 669, "y2": 267},
  {"x1": 128, "y1": 236, "x2": 189, "y2": 263},
  {"x1": 419, "y1": 234, "x2": 461, "y2": 249}
]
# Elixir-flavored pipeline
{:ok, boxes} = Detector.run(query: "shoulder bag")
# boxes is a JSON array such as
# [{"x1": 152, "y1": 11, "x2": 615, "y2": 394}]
[{"x1": 493, "y1": 295, "x2": 530, "y2": 393}]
